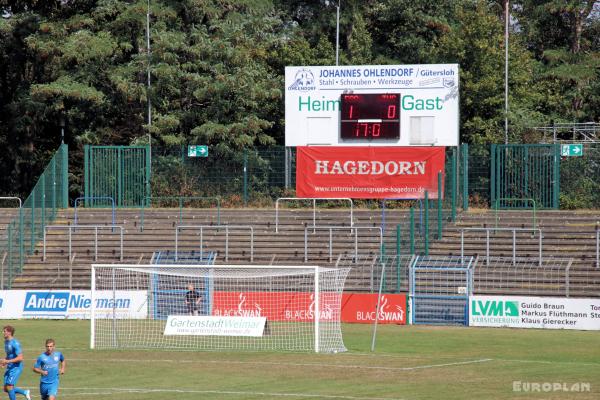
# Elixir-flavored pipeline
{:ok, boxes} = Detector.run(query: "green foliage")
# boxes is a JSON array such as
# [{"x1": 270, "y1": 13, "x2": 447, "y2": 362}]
[
  {"x1": 368, "y1": 0, "x2": 455, "y2": 64},
  {"x1": 0, "y1": 0, "x2": 599, "y2": 206}
]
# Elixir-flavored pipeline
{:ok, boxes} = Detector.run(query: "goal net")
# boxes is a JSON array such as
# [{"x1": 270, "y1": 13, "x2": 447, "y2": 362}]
[{"x1": 90, "y1": 264, "x2": 350, "y2": 353}]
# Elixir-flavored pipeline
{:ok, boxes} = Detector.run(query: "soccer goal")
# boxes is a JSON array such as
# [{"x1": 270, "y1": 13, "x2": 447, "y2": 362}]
[{"x1": 90, "y1": 264, "x2": 350, "y2": 353}]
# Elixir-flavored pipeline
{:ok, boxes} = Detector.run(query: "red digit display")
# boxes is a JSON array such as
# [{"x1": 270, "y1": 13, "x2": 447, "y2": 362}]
[{"x1": 340, "y1": 93, "x2": 400, "y2": 140}]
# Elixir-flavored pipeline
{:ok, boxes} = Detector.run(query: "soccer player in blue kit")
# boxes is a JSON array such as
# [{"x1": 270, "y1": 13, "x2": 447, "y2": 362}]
[
  {"x1": 33, "y1": 339, "x2": 66, "y2": 400},
  {"x1": 1, "y1": 326, "x2": 30, "y2": 400}
]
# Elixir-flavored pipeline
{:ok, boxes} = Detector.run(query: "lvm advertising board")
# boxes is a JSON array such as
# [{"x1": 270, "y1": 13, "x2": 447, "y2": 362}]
[
  {"x1": 285, "y1": 64, "x2": 459, "y2": 147},
  {"x1": 469, "y1": 295, "x2": 600, "y2": 331}
]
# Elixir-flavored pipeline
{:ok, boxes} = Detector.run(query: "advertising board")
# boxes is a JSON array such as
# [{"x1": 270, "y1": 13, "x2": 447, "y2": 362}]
[
  {"x1": 469, "y1": 295, "x2": 600, "y2": 330},
  {"x1": 285, "y1": 64, "x2": 459, "y2": 146},
  {"x1": 0, "y1": 290, "x2": 147, "y2": 319},
  {"x1": 296, "y1": 146, "x2": 445, "y2": 198}
]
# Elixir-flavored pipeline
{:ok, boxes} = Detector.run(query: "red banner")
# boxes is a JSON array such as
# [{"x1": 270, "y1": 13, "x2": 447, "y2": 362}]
[
  {"x1": 209, "y1": 291, "x2": 406, "y2": 324},
  {"x1": 341, "y1": 293, "x2": 406, "y2": 324},
  {"x1": 296, "y1": 146, "x2": 445, "y2": 199}
]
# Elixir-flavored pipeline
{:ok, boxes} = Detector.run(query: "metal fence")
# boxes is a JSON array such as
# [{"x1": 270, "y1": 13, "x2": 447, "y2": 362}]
[
  {"x1": 464, "y1": 143, "x2": 600, "y2": 209},
  {"x1": 474, "y1": 256, "x2": 573, "y2": 297},
  {"x1": 151, "y1": 145, "x2": 289, "y2": 206},
  {"x1": 409, "y1": 255, "x2": 475, "y2": 325},
  {"x1": 0, "y1": 144, "x2": 68, "y2": 288}
]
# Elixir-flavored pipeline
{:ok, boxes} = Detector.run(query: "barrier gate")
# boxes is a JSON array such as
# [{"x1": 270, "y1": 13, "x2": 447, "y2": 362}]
[
  {"x1": 149, "y1": 250, "x2": 216, "y2": 319},
  {"x1": 409, "y1": 255, "x2": 475, "y2": 325}
]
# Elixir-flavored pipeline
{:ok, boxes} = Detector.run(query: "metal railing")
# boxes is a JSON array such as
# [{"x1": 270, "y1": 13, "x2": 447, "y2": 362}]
[
  {"x1": 175, "y1": 225, "x2": 254, "y2": 262},
  {"x1": 141, "y1": 196, "x2": 221, "y2": 230},
  {"x1": 304, "y1": 225, "x2": 382, "y2": 262},
  {"x1": 494, "y1": 198, "x2": 537, "y2": 228},
  {"x1": 275, "y1": 197, "x2": 353, "y2": 233},
  {"x1": 473, "y1": 256, "x2": 573, "y2": 297},
  {"x1": 43, "y1": 225, "x2": 124, "y2": 262},
  {"x1": 534, "y1": 122, "x2": 600, "y2": 143},
  {"x1": 74, "y1": 196, "x2": 115, "y2": 226},
  {"x1": 0, "y1": 197, "x2": 23, "y2": 289},
  {"x1": 458, "y1": 227, "x2": 543, "y2": 266}
]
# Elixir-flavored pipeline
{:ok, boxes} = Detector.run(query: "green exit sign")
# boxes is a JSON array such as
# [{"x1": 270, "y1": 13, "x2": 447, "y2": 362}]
[
  {"x1": 188, "y1": 145, "x2": 208, "y2": 157},
  {"x1": 561, "y1": 144, "x2": 583, "y2": 157}
]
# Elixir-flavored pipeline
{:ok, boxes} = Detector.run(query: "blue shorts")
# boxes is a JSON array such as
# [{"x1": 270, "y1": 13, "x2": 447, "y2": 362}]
[
  {"x1": 40, "y1": 382, "x2": 59, "y2": 400},
  {"x1": 3, "y1": 366, "x2": 23, "y2": 386}
]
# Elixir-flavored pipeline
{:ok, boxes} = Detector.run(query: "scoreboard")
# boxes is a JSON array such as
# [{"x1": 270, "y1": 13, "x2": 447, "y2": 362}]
[
  {"x1": 340, "y1": 93, "x2": 400, "y2": 140},
  {"x1": 285, "y1": 64, "x2": 459, "y2": 147}
]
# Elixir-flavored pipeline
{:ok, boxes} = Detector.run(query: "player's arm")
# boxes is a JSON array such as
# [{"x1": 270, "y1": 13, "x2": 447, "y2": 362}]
[
  {"x1": 33, "y1": 357, "x2": 47, "y2": 376},
  {"x1": 2, "y1": 352, "x2": 24, "y2": 366},
  {"x1": 59, "y1": 359, "x2": 66, "y2": 375},
  {"x1": 32, "y1": 365, "x2": 47, "y2": 375}
]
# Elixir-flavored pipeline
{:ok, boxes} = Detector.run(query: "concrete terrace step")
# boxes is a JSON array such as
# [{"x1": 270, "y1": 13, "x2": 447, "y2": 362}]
[{"x1": 3, "y1": 207, "x2": 600, "y2": 296}]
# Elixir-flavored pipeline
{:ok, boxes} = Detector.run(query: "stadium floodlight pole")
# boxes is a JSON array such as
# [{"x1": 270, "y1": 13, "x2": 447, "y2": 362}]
[
  {"x1": 146, "y1": 0, "x2": 152, "y2": 188},
  {"x1": 146, "y1": 0, "x2": 152, "y2": 130},
  {"x1": 59, "y1": 115, "x2": 65, "y2": 144},
  {"x1": 335, "y1": 0, "x2": 340, "y2": 65},
  {"x1": 504, "y1": 0, "x2": 509, "y2": 144}
]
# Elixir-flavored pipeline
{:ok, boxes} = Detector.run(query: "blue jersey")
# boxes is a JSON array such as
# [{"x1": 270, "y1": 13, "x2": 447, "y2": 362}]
[
  {"x1": 4, "y1": 338, "x2": 23, "y2": 370},
  {"x1": 34, "y1": 351, "x2": 64, "y2": 385}
]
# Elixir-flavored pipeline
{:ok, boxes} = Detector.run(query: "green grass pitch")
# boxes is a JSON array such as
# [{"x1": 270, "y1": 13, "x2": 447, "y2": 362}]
[{"x1": 2, "y1": 320, "x2": 598, "y2": 399}]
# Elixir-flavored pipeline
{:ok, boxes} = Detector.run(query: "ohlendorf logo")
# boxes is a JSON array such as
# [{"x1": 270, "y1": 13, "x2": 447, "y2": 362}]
[{"x1": 288, "y1": 69, "x2": 316, "y2": 91}]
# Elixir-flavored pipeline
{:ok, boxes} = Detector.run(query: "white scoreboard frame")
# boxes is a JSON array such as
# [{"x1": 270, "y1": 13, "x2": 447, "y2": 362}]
[{"x1": 284, "y1": 64, "x2": 459, "y2": 147}]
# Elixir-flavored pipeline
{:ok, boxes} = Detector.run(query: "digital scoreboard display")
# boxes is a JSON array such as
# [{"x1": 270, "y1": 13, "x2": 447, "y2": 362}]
[{"x1": 340, "y1": 93, "x2": 400, "y2": 140}]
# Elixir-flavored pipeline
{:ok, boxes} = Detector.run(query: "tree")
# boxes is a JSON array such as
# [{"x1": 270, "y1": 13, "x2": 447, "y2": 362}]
[
  {"x1": 367, "y1": 0, "x2": 456, "y2": 64},
  {"x1": 515, "y1": 0, "x2": 600, "y2": 122},
  {"x1": 435, "y1": 0, "x2": 544, "y2": 143}
]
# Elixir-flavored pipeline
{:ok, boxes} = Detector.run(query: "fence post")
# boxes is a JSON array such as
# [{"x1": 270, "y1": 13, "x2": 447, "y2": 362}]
[
  {"x1": 380, "y1": 242, "x2": 386, "y2": 291},
  {"x1": 84, "y1": 145, "x2": 89, "y2": 207},
  {"x1": 41, "y1": 173, "x2": 46, "y2": 245},
  {"x1": 178, "y1": 197, "x2": 183, "y2": 226},
  {"x1": 8, "y1": 223, "x2": 12, "y2": 288},
  {"x1": 30, "y1": 190, "x2": 35, "y2": 254},
  {"x1": 396, "y1": 224, "x2": 401, "y2": 256},
  {"x1": 51, "y1": 156, "x2": 56, "y2": 218},
  {"x1": 61, "y1": 144, "x2": 69, "y2": 209},
  {"x1": 553, "y1": 144, "x2": 560, "y2": 209},
  {"x1": 409, "y1": 207, "x2": 415, "y2": 254},
  {"x1": 146, "y1": 144, "x2": 151, "y2": 207},
  {"x1": 396, "y1": 225, "x2": 401, "y2": 293},
  {"x1": 437, "y1": 172, "x2": 442, "y2": 239},
  {"x1": 284, "y1": 147, "x2": 290, "y2": 189},
  {"x1": 490, "y1": 144, "x2": 496, "y2": 208},
  {"x1": 451, "y1": 147, "x2": 457, "y2": 221},
  {"x1": 596, "y1": 225, "x2": 600, "y2": 268},
  {"x1": 19, "y1": 206, "x2": 23, "y2": 270},
  {"x1": 462, "y1": 143, "x2": 469, "y2": 211},
  {"x1": 243, "y1": 150, "x2": 248, "y2": 206},
  {"x1": 424, "y1": 191, "x2": 429, "y2": 256}
]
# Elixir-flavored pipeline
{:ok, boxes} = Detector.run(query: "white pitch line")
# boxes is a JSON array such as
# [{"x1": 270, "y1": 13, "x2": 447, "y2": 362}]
[
  {"x1": 54, "y1": 354, "x2": 600, "y2": 368},
  {"x1": 494, "y1": 358, "x2": 600, "y2": 367},
  {"x1": 63, "y1": 357, "x2": 492, "y2": 371},
  {"x1": 399, "y1": 358, "x2": 493, "y2": 370},
  {"x1": 58, "y1": 387, "x2": 406, "y2": 400}
]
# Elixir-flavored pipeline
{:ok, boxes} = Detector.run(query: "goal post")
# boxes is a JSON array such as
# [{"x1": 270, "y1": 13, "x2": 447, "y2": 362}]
[{"x1": 90, "y1": 264, "x2": 350, "y2": 353}]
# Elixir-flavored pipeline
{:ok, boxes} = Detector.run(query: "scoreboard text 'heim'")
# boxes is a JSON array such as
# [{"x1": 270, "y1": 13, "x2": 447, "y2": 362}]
[{"x1": 284, "y1": 64, "x2": 459, "y2": 147}]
